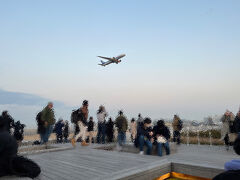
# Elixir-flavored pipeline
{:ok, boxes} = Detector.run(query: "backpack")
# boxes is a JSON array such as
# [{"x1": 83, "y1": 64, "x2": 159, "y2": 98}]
[
  {"x1": 177, "y1": 120, "x2": 183, "y2": 131},
  {"x1": 36, "y1": 112, "x2": 42, "y2": 125},
  {"x1": 71, "y1": 109, "x2": 79, "y2": 124}
]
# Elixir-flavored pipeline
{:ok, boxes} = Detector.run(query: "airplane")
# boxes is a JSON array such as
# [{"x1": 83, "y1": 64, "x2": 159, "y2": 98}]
[{"x1": 98, "y1": 54, "x2": 126, "y2": 66}]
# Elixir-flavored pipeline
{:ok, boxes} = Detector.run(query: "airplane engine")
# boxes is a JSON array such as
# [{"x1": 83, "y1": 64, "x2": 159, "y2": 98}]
[{"x1": 117, "y1": 60, "x2": 121, "y2": 64}]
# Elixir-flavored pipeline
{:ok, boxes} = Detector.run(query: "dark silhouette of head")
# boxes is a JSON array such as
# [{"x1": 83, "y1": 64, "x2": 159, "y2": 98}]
[
  {"x1": 131, "y1": 118, "x2": 135, "y2": 123},
  {"x1": 143, "y1": 118, "x2": 151, "y2": 125},
  {"x1": 119, "y1": 110, "x2": 123, "y2": 116},
  {"x1": 97, "y1": 105, "x2": 105, "y2": 114},
  {"x1": 157, "y1": 120, "x2": 165, "y2": 127},
  {"x1": 83, "y1": 100, "x2": 88, "y2": 106},
  {"x1": 2, "y1": 110, "x2": 8, "y2": 116}
]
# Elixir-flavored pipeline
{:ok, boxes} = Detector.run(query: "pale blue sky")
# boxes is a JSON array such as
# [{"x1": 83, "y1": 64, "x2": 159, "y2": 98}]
[{"x1": 0, "y1": 0, "x2": 240, "y2": 125}]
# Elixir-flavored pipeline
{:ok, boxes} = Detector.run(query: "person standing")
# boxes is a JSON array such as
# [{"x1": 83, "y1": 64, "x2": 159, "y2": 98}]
[
  {"x1": 115, "y1": 111, "x2": 128, "y2": 146},
  {"x1": 172, "y1": 115, "x2": 182, "y2": 145},
  {"x1": 234, "y1": 110, "x2": 240, "y2": 137},
  {"x1": 221, "y1": 110, "x2": 235, "y2": 149},
  {"x1": 97, "y1": 105, "x2": 107, "y2": 144},
  {"x1": 41, "y1": 102, "x2": 56, "y2": 145},
  {"x1": 88, "y1": 117, "x2": 94, "y2": 144},
  {"x1": 153, "y1": 120, "x2": 170, "y2": 156},
  {"x1": 71, "y1": 100, "x2": 89, "y2": 147},
  {"x1": 130, "y1": 118, "x2": 137, "y2": 142},
  {"x1": 106, "y1": 117, "x2": 114, "y2": 143},
  {"x1": 36, "y1": 111, "x2": 45, "y2": 144},
  {"x1": 63, "y1": 121, "x2": 69, "y2": 143},
  {"x1": 138, "y1": 118, "x2": 153, "y2": 155},
  {"x1": 137, "y1": 113, "x2": 143, "y2": 129}
]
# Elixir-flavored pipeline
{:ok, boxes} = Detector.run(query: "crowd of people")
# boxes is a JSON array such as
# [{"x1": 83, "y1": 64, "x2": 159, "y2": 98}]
[
  {"x1": 35, "y1": 100, "x2": 183, "y2": 157},
  {"x1": 134, "y1": 116, "x2": 181, "y2": 156},
  {"x1": 2, "y1": 101, "x2": 240, "y2": 179}
]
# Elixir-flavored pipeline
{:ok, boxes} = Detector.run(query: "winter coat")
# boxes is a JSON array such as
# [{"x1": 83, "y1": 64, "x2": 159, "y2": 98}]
[
  {"x1": 78, "y1": 107, "x2": 88, "y2": 126},
  {"x1": 137, "y1": 117, "x2": 144, "y2": 129},
  {"x1": 97, "y1": 111, "x2": 107, "y2": 123},
  {"x1": 36, "y1": 112, "x2": 45, "y2": 134},
  {"x1": 234, "y1": 114, "x2": 240, "y2": 133},
  {"x1": 137, "y1": 124, "x2": 153, "y2": 140},
  {"x1": 221, "y1": 114, "x2": 235, "y2": 139},
  {"x1": 153, "y1": 125, "x2": 170, "y2": 140},
  {"x1": 54, "y1": 121, "x2": 64, "y2": 135},
  {"x1": 172, "y1": 117, "x2": 181, "y2": 131},
  {"x1": 88, "y1": 121, "x2": 94, "y2": 132},
  {"x1": 130, "y1": 122, "x2": 137, "y2": 138},
  {"x1": 106, "y1": 120, "x2": 114, "y2": 135},
  {"x1": 115, "y1": 115, "x2": 128, "y2": 133},
  {"x1": 41, "y1": 106, "x2": 55, "y2": 126},
  {"x1": 63, "y1": 124, "x2": 69, "y2": 138}
]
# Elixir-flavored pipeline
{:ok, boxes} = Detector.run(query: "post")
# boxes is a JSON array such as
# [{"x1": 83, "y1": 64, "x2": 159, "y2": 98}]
[
  {"x1": 197, "y1": 130, "x2": 200, "y2": 146},
  {"x1": 209, "y1": 131, "x2": 212, "y2": 147},
  {"x1": 187, "y1": 127, "x2": 190, "y2": 146}
]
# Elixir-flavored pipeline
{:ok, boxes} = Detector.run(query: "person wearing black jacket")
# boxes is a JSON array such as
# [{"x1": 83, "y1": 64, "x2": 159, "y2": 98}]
[
  {"x1": 54, "y1": 119, "x2": 64, "y2": 143},
  {"x1": 13, "y1": 121, "x2": 25, "y2": 143},
  {"x1": 153, "y1": 120, "x2": 170, "y2": 156},
  {"x1": 137, "y1": 118, "x2": 153, "y2": 155},
  {"x1": 234, "y1": 111, "x2": 240, "y2": 136},
  {"x1": 88, "y1": 117, "x2": 94, "y2": 144},
  {"x1": 71, "y1": 100, "x2": 89, "y2": 147},
  {"x1": 106, "y1": 117, "x2": 114, "y2": 143},
  {"x1": 63, "y1": 121, "x2": 69, "y2": 143},
  {"x1": 0, "y1": 131, "x2": 41, "y2": 178},
  {"x1": 0, "y1": 111, "x2": 14, "y2": 133},
  {"x1": 36, "y1": 111, "x2": 45, "y2": 144}
]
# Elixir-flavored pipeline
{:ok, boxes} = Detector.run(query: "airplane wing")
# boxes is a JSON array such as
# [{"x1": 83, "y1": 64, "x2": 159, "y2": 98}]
[{"x1": 97, "y1": 56, "x2": 113, "y2": 61}]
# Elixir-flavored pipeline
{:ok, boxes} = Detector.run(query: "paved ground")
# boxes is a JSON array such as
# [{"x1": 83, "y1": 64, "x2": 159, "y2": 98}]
[{"x1": 1, "y1": 143, "x2": 239, "y2": 180}]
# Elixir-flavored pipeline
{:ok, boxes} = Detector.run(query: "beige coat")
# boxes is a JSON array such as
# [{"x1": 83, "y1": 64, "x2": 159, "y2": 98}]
[
  {"x1": 172, "y1": 117, "x2": 180, "y2": 131},
  {"x1": 130, "y1": 122, "x2": 137, "y2": 139}
]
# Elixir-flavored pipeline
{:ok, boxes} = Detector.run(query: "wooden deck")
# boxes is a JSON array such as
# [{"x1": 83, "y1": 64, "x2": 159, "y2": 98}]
[{"x1": 1, "y1": 143, "x2": 239, "y2": 180}]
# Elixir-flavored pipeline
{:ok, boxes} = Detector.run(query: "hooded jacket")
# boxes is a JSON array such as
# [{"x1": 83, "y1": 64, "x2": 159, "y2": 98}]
[{"x1": 153, "y1": 123, "x2": 170, "y2": 141}]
